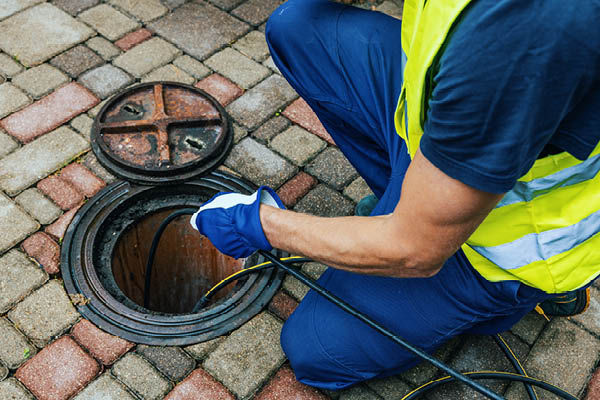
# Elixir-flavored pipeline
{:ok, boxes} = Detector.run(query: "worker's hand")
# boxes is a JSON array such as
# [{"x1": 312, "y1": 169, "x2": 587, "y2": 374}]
[{"x1": 190, "y1": 186, "x2": 285, "y2": 258}]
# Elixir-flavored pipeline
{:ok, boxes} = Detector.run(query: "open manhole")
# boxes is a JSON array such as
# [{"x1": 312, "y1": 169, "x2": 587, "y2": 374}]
[{"x1": 61, "y1": 82, "x2": 285, "y2": 345}]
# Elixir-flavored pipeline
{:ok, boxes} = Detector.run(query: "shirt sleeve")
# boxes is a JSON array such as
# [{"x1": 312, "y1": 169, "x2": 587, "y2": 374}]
[{"x1": 419, "y1": 0, "x2": 600, "y2": 194}]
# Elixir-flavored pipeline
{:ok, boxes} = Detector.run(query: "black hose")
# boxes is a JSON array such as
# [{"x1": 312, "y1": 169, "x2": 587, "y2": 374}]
[{"x1": 493, "y1": 334, "x2": 538, "y2": 400}]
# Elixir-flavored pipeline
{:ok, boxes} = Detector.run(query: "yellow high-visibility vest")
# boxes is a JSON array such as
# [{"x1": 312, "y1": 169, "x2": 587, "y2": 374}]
[{"x1": 395, "y1": 0, "x2": 600, "y2": 293}]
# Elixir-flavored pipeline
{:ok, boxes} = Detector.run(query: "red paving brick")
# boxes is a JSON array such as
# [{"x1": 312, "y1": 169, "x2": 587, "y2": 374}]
[
  {"x1": 277, "y1": 172, "x2": 318, "y2": 208},
  {"x1": 45, "y1": 205, "x2": 81, "y2": 241},
  {"x1": 255, "y1": 365, "x2": 328, "y2": 400},
  {"x1": 21, "y1": 232, "x2": 61, "y2": 274},
  {"x1": 195, "y1": 74, "x2": 243, "y2": 107},
  {"x1": 37, "y1": 175, "x2": 84, "y2": 211},
  {"x1": 586, "y1": 367, "x2": 600, "y2": 399},
  {"x1": 71, "y1": 319, "x2": 134, "y2": 365},
  {"x1": 60, "y1": 163, "x2": 106, "y2": 198},
  {"x1": 283, "y1": 98, "x2": 335, "y2": 145},
  {"x1": 0, "y1": 82, "x2": 99, "y2": 143},
  {"x1": 115, "y1": 28, "x2": 153, "y2": 51},
  {"x1": 15, "y1": 336, "x2": 100, "y2": 400},
  {"x1": 164, "y1": 369, "x2": 235, "y2": 400},
  {"x1": 268, "y1": 291, "x2": 299, "y2": 321}
]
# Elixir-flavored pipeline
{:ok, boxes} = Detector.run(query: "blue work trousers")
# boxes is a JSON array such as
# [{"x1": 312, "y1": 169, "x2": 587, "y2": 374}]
[{"x1": 266, "y1": 0, "x2": 555, "y2": 390}]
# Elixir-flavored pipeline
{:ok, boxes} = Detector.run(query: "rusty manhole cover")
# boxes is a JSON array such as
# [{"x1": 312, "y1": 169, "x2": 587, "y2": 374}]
[{"x1": 91, "y1": 81, "x2": 232, "y2": 185}]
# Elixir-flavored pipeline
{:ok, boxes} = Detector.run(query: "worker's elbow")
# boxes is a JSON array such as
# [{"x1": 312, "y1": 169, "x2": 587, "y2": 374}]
[{"x1": 403, "y1": 255, "x2": 443, "y2": 278}]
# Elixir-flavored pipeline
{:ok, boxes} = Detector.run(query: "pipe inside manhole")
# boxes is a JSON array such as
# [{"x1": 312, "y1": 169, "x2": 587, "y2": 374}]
[{"x1": 112, "y1": 209, "x2": 243, "y2": 314}]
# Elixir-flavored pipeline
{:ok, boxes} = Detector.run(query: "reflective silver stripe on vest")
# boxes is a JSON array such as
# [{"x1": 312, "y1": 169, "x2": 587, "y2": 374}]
[
  {"x1": 471, "y1": 208, "x2": 600, "y2": 270},
  {"x1": 401, "y1": 48, "x2": 408, "y2": 80},
  {"x1": 497, "y1": 152, "x2": 600, "y2": 208}
]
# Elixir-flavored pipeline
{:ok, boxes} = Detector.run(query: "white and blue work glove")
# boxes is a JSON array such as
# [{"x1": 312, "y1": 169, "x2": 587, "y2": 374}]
[{"x1": 190, "y1": 186, "x2": 285, "y2": 259}]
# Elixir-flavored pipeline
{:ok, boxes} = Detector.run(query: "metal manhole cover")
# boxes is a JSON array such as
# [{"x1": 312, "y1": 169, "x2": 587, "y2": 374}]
[{"x1": 91, "y1": 82, "x2": 232, "y2": 185}]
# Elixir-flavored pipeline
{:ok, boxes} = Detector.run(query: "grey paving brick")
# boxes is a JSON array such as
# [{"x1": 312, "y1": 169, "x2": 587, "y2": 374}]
[
  {"x1": 271, "y1": 125, "x2": 327, "y2": 166},
  {"x1": 208, "y1": 0, "x2": 245, "y2": 11},
  {"x1": 70, "y1": 114, "x2": 95, "y2": 142},
  {"x1": 282, "y1": 275, "x2": 309, "y2": 301},
  {"x1": 0, "y1": 127, "x2": 89, "y2": 196},
  {"x1": 50, "y1": 45, "x2": 104, "y2": 78},
  {"x1": 252, "y1": 116, "x2": 290, "y2": 143},
  {"x1": 0, "y1": 130, "x2": 17, "y2": 159},
  {"x1": 225, "y1": 138, "x2": 297, "y2": 188},
  {"x1": 112, "y1": 353, "x2": 172, "y2": 400},
  {"x1": 0, "y1": 250, "x2": 47, "y2": 314},
  {"x1": 232, "y1": 0, "x2": 283, "y2": 26},
  {"x1": 141, "y1": 64, "x2": 194, "y2": 85},
  {"x1": 0, "y1": 53, "x2": 22, "y2": 78},
  {"x1": 7, "y1": 280, "x2": 79, "y2": 347},
  {"x1": 0, "y1": 4, "x2": 94, "y2": 67},
  {"x1": 53, "y1": 0, "x2": 100, "y2": 16},
  {"x1": 0, "y1": 318, "x2": 36, "y2": 369},
  {"x1": 86, "y1": 37, "x2": 121, "y2": 61},
  {"x1": 0, "y1": 378, "x2": 34, "y2": 399},
  {"x1": 306, "y1": 147, "x2": 359, "y2": 190},
  {"x1": 205, "y1": 47, "x2": 270, "y2": 89},
  {"x1": 79, "y1": 4, "x2": 140, "y2": 41},
  {"x1": 203, "y1": 312, "x2": 285, "y2": 399},
  {"x1": 227, "y1": 74, "x2": 297, "y2": 130},
  {"x1": 15, "y1": 188, "x2": 62, "y2": 226},
  {"x1": 263, "y1": 55, "x2": 281, "y2": 74},
  {"x1": 233, "y1": 30, "x2": 270, "y2": 62},
  {"x1": 82, "y1": 152, "x2": 117, "y2": 184},
  {"x1": 148, "y1": 2, "x2": 249, "y2": 60},
  {"x1": 0, "y1": 83, "x2": 30, "y2": 119},
  {"x1": 344, "y1": 177, "x2": 374, "y2": 203},
  {"x1": 0, "y1": 193, "x2": 39, "y2": 253},
  {"x1": 109, "y1": 0, "x2": 168, "y2": 22},
  {"x1": 173, "y1": 55, "x2": 210, "y2": 80},
  {"x1": 294, "y1": 184, "x2": 354, "y2": 217},
  {"x1": 113, "y1": 37, "x2": 180, "y2": 78},
  {"x1": 510, "y1": 310, "x2": 548, "y2": 346},
  {"x1": 0, "y1": 0, "x2": 43, "y2": 21},
  {"x1": 12, "y1": 64, "x2": 69, "y2": 99},
  {"x1": 79, "y1": 64, "x2": 133, "y2": 99},
  {"x1": 184, "y1": 337, "x2": 224, "y2": 361},
  {"x1": 366, "y1": 375, "x2": 412, "y2": 400},
  {"x1": 73, "y1": 373, "x2": 136, "y2": 400},
  {"x1": 573, "y1": 287, "x2": 600, "y2": 336},
  {"x1": 339, "y1": 385, "x2": 381, "y2": 400},
  {"x1": 137, "y1": 345, "x2": 195, "y2": 381},
  {"x1": 232, "y1": 123, "x2": 248, "y2": 144}
]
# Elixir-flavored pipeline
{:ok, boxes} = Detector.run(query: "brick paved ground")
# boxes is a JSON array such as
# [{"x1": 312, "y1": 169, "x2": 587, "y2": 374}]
[{"x1": 0, "y1": 1, "x2": 599, "y2": 399}]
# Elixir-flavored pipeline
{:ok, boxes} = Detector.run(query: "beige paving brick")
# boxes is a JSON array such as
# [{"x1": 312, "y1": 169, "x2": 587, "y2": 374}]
[
  {"x1": 0, "y1": 83, "x2": 30, "y2": 119},
  {"x1": 344, "y1": 177, "x2": 374, "y2": 203},
  {"x1": 109, "y1": 0, "x2": 168, "y2": 22},
  {"x1": 271, "y1": 125, "x2": 327, "y2": 166},
  {"x1": 113, "y1": 37, "x2": 180, "y2": 78},
  {"x1": 0, "y1": 250, "x2": 47, "y2": 314},
  {"x1": 0, "y1": 192, "x2": 39, "y2": 253},
  {"x1": 0, "y1": 378, "x2": 34, "y2": 400},
  {"x1": 79, "y1": 4, "x2": 140, "y2": 41},
  {"x1": 15, "y1": 188, "x2": 62, "y2": 226},
  {"x1": 0, "y1": 0, "x2": 44, "y2": 21},
  {"x1": 70, "y1": 114, "x2": 94, "y2": 142},
  {"x1": 141, "y1": 64, "x2": 195, "y2": 85},
  {"x1": 0, "y1": 53, "x2": 23, "y2": 77},
  {"x1": 233, "y1": 30, "x2": 270, "y2": 62},
  {"x1": 0, "y1": 129, "x2": 18, "y2": 158},
  {"x1": 205, "y1": 47, "x2": 270, "y2": 89},
  {"x1": 112, "y1": 353, "x2": 172, "y2": 400},
  {"x1": 86, "y1": 37, "x2": 121, "y2": 61},
  {"x1": 173, "y1": 55, "x2": 211, "y2": 80},
  {"x1": 0, "y1": 318, "x2": 37, "y2": 369},
  {"x1": 12, "y1": 64, "x2": 69, "y2": 99},
  {"x1": 73, "y1": 373, "x2": 136, "y2": 400}
]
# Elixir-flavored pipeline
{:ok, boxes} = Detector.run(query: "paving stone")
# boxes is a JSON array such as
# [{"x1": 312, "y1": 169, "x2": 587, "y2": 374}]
[
  {"x1": 295, "y1": 184, "x2": 354, "y2": 217},
  {"x1": 284, "y1": 98, "x2": 335, "y2": 145},
  {"x1": 366, "y1": 375, "x2": 412, "y2": 400},
  {"x1": 232, "y1": 123, "x2": 248, "y2": 143},
  {"x1": 73, "y1": 373, "x2": 136, "y2": 400},
  {"x1": 44, "y1": 204, "x2": 81, "y2": 241},
  {"x1": 71, "y1": 319, "x2": 134, "y2": 366},
  {"x1": 60, "y1": 163, "x2": 106, "y2": 198},
  {"x1": 282, "y1": 275, "x2": 310, "y2": 302},
  {"x1": 376, "y1": 1, "x2": 403, "y2": 18},
  {"x1": 113, "y1": 37, "x2": 180, "y2": 78},
  {"x1": 263, "y1": 56, "x2": 281, "y2": 75},
  {"x1": 398, "y1": 336, "x2": 460, "y2": 388},
  {"x1": 14, "y1": 189, "x2": 62, "y2": 226},
  {"x1": 306, "y1": 147, "x2": 358, "y2": 190},
  {"x1": 0, "y1": 0, "x2": 44, "y2": 20},
  {"x1": 115, "y1": 28, "x2": 153, "y2": 51},
  {"x1": 110, "y1": 0, "x2": 168, "y2": 21},
  {"x1": 112, "y1": 353, "x2": 172, "y2": 400},
  {"x1": 0, "y1": 250, "x2": 47, "y2": 314},
  {"x1": 302, "y1": 261, "x2": 329, "y2": 280},
  {"x1": 184, "y1": 338, "x2": 224, "y2": 361},
  {"x1": 148, "y1": 2, "x2": 249, "y2": 60},
  {"x1": 79, "y1": 4, "x2": 140, "y2": 41},
  {"x1": 271, "y1": 125, "x2": 327, "y2": 166},
  {"x1": 205, "y1": 47, "x2": 270, "y2": 89},
  {"x1": 21, "y1": 232, "x2": 61, "y2": 274},
  {"x1": 86, "y1": 37, "x2": 121, "y2": 61},
  {"x1": 0, "y1": 318, "x2": 36, "y2": 369},
  {"x1": 0, "y1": 378, "x2": 34, "y2": 400},
  {"x1": 87, "y1": 98, "x2": 109, "y2": 118},
  {"x1": 339, "y1": 385, "x2": 381, "y2": 400},
  {"x1": 79, "y1": 64, "x2": 133, "y2": 99},
  {"x1": 0, "y1": 362, "x2": 7, "y2": 381},
  {"x1": 142, "y1": 64, "x2": 195, "y2": 85},
  {"x1": 208, "y1": 0, "x2": 245, "y2": 11},
  {"x1": 53, "y1": 0, "x2": 100, "y2": 15},
  {"x1": 0, "y1": 53, "x2": 23, "y2": 77},
  {"x1": 232, "y1": 0, "x2": 283, "y2": 26},
  {"x1": 12, "y1": 64, "x2": 69, "y2": 99},
  {"x1": 510, "y1": 310, "x2": 548, "y2": 346},
  {"x1": 0, "y1": 83, "x2": 30, "y2": 119},
  {"x1": 164, "y1": 368, "x2": 234, "y2": 400},
  {"x1": 0, "y1": 193, "x2": 39, "y2": 253},
  {"x1": 572, "y1": 286, "x2": 600, "y2": 335},
  {"x1": 585, "y1": 367, "x2": 600, "y2": 400},
  {"x1": 162, "y1": 0, "x2": 190, "y2": 10},
  {"x1": 252, "y1": 115, "x2": 290, "y2": 143},
  {"x1": 277, "y1": 172, "x2": 318, "y2": 208},
  {"x1": 225, "y1": 137, "x2": 297, "y2": 188},
  {"x1": 137, "y1": 345, "x2": 195, "y2": 382},
  {"x1": 203, "y1": 312, "x2": 286, "y2": 398},
  {"x1": 37, "y1": 175, "x2": 84, "y2": 210},
  {"x1": 173, "y1": 55, "x2": 210, "y2": 80},
  {"x1": 0, "y1": 129, "x2": 18, "y2": 158},
  {"x1": 8, "y1": 280, "x2": 79, "y2": 346},
  {"x1": 255, "y1": 365, "x2": 328, "y2": 400},
  {"x1": 82, "y1": 152, "x2": 118, "y2": 184},
  {"x1": 195, "y1": 74, "x2": 243, "y2": 107},
  {"x1": 0, "y1": 4, "x2": 94, "y2": 67},
  {"x1": 344, "y1": 177, "x2": 374, "y2": 203},
  {"x1": 70, "y1": 114, "x2": 94, "y2": 141},
  {"x1": 0, "y1": 82, "x2": 99, "y2": 144},
  {"x1": 233, "y1": 30, "x2": 270, "y2": 62},
  {"x1": 15, "y1": 336, "x2": 100, "y2": 400},
  {"x1": 268, "y1": 291, "x2": 299, "y2": 321},
  {"x1": 50, "y1": 45, "x2": 104, "y2": 78}
]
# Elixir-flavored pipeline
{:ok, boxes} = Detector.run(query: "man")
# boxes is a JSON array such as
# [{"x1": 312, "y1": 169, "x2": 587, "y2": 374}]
[{"x1": 191, "y1": 0, "x2": 600, "y2": 390}]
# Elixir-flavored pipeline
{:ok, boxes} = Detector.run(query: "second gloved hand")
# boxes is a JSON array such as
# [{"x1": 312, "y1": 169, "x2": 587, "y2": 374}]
[{"x1": 190, "y1": 186, "x2": 285, "y2": 259}]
